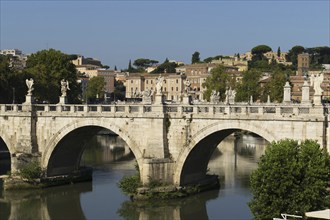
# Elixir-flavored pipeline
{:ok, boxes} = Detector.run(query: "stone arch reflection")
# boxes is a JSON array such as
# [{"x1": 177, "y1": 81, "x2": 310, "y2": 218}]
[
  {"x1": 0, "y1": 137, "x2": 11, "y2": 175},
  {"x1": 208, "y1": 132, "x2": 268, "y2": 189},
  {"x1": 0, "y1": 182, "x2": 91, "y2": 220},
  {"x1": 178, "y1": 128, "x2": 269, "y2": 186},
  {"x1": 80, "y1": 129, "x2": 134, "y2": 167}
]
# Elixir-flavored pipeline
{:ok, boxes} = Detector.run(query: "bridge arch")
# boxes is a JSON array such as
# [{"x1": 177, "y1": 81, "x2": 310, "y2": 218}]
[
  {"x1": 0, "y1": 135, "x2": 11, "y2": 174},
  {"x1": 0, "y1": 133, "x2": 14, "y2": 155},
  {"x1": 173, "y1": 120, "x2": 277, "y2": 185},
  {"x1": 42, "y1": 119, "x2": 143, "y2": 176}
]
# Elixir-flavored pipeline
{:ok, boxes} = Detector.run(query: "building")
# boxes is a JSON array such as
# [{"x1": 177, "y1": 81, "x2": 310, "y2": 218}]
[
  {"x1": 297, "y1": 53, "x2": 310, "y2": 76},
  {"x1": 71, "y1": 55, "x2": 115, "y2": 98},
  {"x1": 0, "y1": 49, "x2": 22, "y2": 56},
  {"x1": 125, "y1": 73, "x2": 186, "y2": 101},
  {"x1": 0, "y1": 49, "x2": 28, "y2": 69},
  {"x1": 211, "y1": 57, "x2": 248, "y2": 72},
  {"x1": 289, "y1": 53, "x2": 330, "y2": 102},
  {"x1": 71, "y1": 55, "x2": 102, "y2": 67}
]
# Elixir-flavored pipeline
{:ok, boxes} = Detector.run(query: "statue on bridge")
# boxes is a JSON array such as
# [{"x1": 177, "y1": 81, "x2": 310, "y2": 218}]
[
  {"x1": 310, "y1": 73, "x2": 324, "y2": 96},
  {"x1": 310, "y1": 73, "x2": 324, "y2": 105},
  {"x1": 25, "y1": 78, "x2": 34, "y2": 96},
  {"x1": 156, "y1": 75, "x2": 164, "y2": 95},
  {"x1": 184, "y1": 79, "x2": 192, "y2": 95},
  {"x1": 225, "y1": 87, "x2": 236, "y2": 104},
  {"x1": 210, "y1": 90, "x2": 220, "y2": 103},
  {"x1": 61, "y1": 79, "x2": 70, "y2": 97}
]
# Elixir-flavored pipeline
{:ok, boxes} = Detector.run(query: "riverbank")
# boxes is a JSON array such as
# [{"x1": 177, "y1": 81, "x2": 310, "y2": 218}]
[{"x1": 2, "y1": 167, "x2": 92, "y2": 190}]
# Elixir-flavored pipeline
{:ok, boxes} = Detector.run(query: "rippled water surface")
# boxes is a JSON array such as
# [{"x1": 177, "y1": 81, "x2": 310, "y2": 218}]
[{"x1": 0, "y1": 133, "x2": 267, "y2": 220}]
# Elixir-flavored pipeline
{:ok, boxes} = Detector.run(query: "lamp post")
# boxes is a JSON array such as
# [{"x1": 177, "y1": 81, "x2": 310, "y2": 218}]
[{"x1": 12, "y1": 87, "x2": 15, "y2": 104}]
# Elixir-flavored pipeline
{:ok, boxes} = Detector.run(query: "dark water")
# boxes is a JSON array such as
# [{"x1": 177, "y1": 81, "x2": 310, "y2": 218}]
[{"x1": 0, "y1": 133, "x2": 267, "y2": 220}]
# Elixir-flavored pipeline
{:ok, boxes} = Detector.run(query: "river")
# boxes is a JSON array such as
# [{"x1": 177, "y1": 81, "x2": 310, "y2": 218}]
[{"x1": 0, "y1": 132, "x2": 267, "y2": 220}]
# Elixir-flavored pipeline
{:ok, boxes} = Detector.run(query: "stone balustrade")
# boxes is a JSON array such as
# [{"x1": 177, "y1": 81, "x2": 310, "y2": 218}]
[{"x1": 0, "y1": 102, "x2": 326, "y2": 119}]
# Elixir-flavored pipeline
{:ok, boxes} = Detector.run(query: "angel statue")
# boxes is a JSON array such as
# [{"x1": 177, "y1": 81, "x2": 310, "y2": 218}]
[
  {"x1": 156, "y1": 75, "x2": 164, "y2": 95},
  {"x1": 25, "y1": 78, "x2": 34, "y2": 95},
  {"x1": 184, "y1": 79, "x2": 191, "y2": 94},
  {"x1": 310, "y1": 73, "x2": 324, "y2": 96},
  {"x1": 61, "y1": 79, "x2": 70, "y2": 97}
]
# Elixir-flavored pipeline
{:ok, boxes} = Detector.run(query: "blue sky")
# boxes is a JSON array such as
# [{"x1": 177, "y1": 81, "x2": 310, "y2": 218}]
[{"x1": 1, "y1": 0, "x2": 329, "y2": 69}]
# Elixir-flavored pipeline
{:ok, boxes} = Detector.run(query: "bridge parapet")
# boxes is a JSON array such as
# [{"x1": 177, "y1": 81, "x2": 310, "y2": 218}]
[{"x1": 0, "y1": 103, "x2": 325, "y2": 119}]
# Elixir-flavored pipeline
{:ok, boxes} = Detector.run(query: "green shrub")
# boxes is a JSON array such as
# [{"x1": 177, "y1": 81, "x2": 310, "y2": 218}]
[
  {"x1": 118, "y1": 174, "x2": 141, "y2": 196},
  {"x1": 19, "y1": 161, "x2": 43, "y2": 181}
]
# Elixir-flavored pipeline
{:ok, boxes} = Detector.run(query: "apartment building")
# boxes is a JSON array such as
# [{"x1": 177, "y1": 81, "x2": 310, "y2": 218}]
[
  {"x1": 125, "y1": 73, "x2": 186, "y2": 101},
  {"x1": 0, "y1": 49, "x2": 28, "y2": 69},
  {"x1": 71, "y1": 55, "x2": 115, "y2": 96},
  {"x1": 211, "y1": 57, "x2": 248, "y2": 72}
]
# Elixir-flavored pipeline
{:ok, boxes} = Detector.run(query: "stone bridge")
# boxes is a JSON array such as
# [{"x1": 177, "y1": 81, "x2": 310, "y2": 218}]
[{"x1": 0, "y1": 101, "x2": 329, "y2": 186}]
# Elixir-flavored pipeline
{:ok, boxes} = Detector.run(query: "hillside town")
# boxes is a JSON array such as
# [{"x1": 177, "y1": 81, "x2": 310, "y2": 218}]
[{"x1": 1, "y1": 46, "x2": 330, "y2": 105}]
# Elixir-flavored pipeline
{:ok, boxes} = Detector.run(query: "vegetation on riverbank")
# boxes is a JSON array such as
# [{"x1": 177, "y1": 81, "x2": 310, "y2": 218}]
[
  {"x1": 249, "y1": 139, "x2": 330, "y2": 219},
  {"x1": 3, "y1": 161, "x2": 92, "y2": 190},
  {"x1": 118, "y1": 174, "x2": 219, "y2": 200}
]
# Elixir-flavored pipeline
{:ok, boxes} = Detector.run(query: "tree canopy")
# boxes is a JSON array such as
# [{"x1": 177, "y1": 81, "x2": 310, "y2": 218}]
[
  {"x1": 25, "y1": 49, "x2": 81, "y2": 103},
  {"x1": 235, "y1": 69, "x2": 262, "y2": 102},
  {"x1": 251, "y1": 45, "x2": 272, "y2": 55},
  {"x1": 191, "y1": 51, "x2": 201, "y2": 64},
  {"x1": 202, "y1": 65, "x2": 236, "y2": 101},
  {"x1": 85, "y1": 76, "x2": 106, "y2": 102},
  {"x1": 133, "y1": 58, "x2": 158, "y2": 69},
  {"x1": 151, "y1": 59, "x2": 178, "y2": 74},
  {"x1": 249, "y1": 139, "x2": 330, "y2": 219},
  {"x1": 285, "y1": 45, "x2": 305, "y2": 67}
]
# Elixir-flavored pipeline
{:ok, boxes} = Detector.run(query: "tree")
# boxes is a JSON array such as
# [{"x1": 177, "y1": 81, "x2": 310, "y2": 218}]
[
  {"x1": 235, "y1": 69, "x2": 262, "y2": 102},
  {"x1": 0, "y1": 55, "x2": 12, "y2": 103},
  {"x1": 191, "y1": 51, "x2": 201, "y2": 64},
  {"x1": 305, "y1": 46, "x2": 330, "y2": 69},
  {"x1": 85, "y1": 76, "x2": 105, "y2": 102},
  {"x1": 127, "y1": 60, "x2": 135, "y2": 73},
  {"x1": 277, "y1": 47, "x2": 281, "y2": 57},
  {"x1": 261, "y1": 69, "x2": 290, "y2": 102},
  {"x1": 151, "y1": 59, "x2": 178, "y2": 74},
  {"x1": 286, "y1": 45, "x2": 305, "y2": 68},
  {"x1": 249, "y1": 139, "x2": 330, "y2": 220},
  {"x1": 113, "y1": 80, "x2": 126, "y2": 101},
  {"x1": 251, "y1": 45, "x2": 272, "y2": 57},
  {"x1": 249, "y1": 45, "x2": 272, "y2": 70},
  {"x1": 202, "y1": 65, "x2": 236, "y2": 101},
  {"x1": 133, "y1": 58, "x2": 159, "y2": 69},
  {"x1": 24, "y1": 49, "x2": 81, "y2": 103}
]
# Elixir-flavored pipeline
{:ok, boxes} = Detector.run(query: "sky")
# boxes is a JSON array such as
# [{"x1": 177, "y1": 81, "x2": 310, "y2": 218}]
[{"x1": 1, "y1": 0, "x2": 329, "y2": 69}]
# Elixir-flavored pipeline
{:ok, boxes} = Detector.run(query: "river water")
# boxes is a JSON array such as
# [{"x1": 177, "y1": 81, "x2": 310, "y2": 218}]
[{"x1": 0, "y1": 133, "x2": 267, "y2": 220}]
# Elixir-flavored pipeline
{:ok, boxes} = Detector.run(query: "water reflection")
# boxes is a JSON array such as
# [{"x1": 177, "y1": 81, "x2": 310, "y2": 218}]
[
  {"x1": 0, "y1": 182, "x2": 91, "y2": 220},
  {"x1": 209, "y1": 133, "x2": 267, "y2": 190},
  {"x1": 117, "y1": 189, "x2": 219, "y2": 220},
  {"x1": 0, "y1": 131, "x2": 267, "y2": 220}
]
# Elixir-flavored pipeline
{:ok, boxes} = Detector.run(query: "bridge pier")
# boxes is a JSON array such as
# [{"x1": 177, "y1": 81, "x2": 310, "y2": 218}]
[{"x1": 141, "y1": 158, "x2": 174, "y2": 185}]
